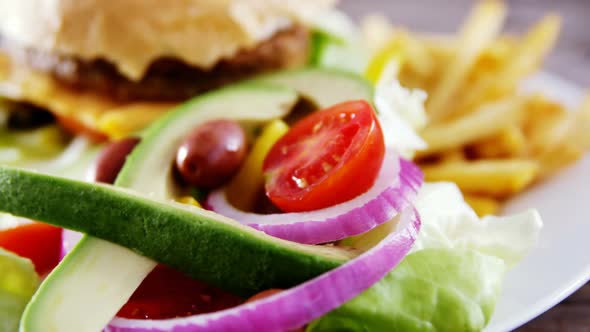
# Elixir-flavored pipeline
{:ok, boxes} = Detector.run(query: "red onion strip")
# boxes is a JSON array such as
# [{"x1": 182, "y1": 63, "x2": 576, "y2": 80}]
[
  {"x1": 207, "y1": 149, "x2": 423, "y2": 244},
  {"x1": 106, "y1": 207, "x2": 420, "y2": 332}
]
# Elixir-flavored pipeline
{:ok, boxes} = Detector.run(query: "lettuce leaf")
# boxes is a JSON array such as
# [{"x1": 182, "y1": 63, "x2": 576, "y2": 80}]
[
  {"x1": 309, "y1": 182, "x2": 542, "y2": 332},
  {"x1": 412, "y1": 183, "x2": 542, "y2": 267},
  {"x1": 308, "y1": 249, "x2": 505, "y2": 332},
  {"x1": 0, "y1": 248, "x2": 39, "y2": 332}
]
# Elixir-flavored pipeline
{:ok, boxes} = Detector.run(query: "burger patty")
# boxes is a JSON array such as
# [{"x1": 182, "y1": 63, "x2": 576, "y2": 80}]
[{"x1": 2, "y1": 26, "x2": 309, "y2": 102}]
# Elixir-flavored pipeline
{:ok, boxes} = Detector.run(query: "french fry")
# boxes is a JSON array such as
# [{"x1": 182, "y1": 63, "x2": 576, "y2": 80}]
[
  {"x1": 530, "y1": 95, "x2": 590, "y2": 176},
  {"x1": 402, "y1": 33, "x2": 437, "y2": 79},
  {"x1": 454, "y1": 15, "x2": 561, "y2": 116},
  {"x1": 421, "y1": 159, "x2": 539, "y2": 197},
  {"x1": 464, "y1": 194, "x2": 501, "y2": 217},
  {"x1": 361, "y1": 14, "x2": 396, "y2": 53},
  {"x1": 537, "y1": 143, "x2": 583, "y2": 178},
  {"x1": 440, "y1": 149, "x2": 466, "y2": 163},
  {"x1": 426, "y1": 0, "x2": 506, "y2": 121},
  {"x1": 420, "y1": 97, "x2": 525, "y2": 155},
  {"x1": 522, "y1": 94, "x2": 571, "y2": 156},
  {"x1": 366, "y1": 1, "x2": 582, "y2": 209},
  {"x1": 469, "y1": 125, "x2": 527, "y2": 158},
  {"x1": 567, "y1": 94, "x2": 590, "y2": 151}
]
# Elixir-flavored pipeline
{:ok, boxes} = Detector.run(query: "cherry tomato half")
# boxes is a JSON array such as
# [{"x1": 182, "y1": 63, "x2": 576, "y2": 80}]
[
  {"x1": 117, "y1": 265, "x2": 244, "y2": 319},
  {"x1": 0, "y1": 222, "x2": 62, "y2": 275},
  {"x1": 263, "y1": 100, "x2": 385, "y2": 212}
]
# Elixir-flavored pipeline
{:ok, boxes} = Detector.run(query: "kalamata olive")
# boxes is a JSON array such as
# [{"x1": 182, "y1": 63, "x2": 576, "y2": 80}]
[
  {"x1": 175, "y1": 120, "x2": 247, "y2": 189},
  {"x1": 91, "y1": 137, "x2": 141, "y2": 184}
]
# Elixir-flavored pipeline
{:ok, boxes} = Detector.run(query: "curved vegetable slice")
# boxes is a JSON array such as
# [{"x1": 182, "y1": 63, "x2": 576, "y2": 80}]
[
  {"x1": 0, "y1": 248, "x2": 39, "y2": 332},
  {"x1": 106, "y1": 207, "x2": 420, "y2": 332},
  {"x1": 208, "y1": 149, "x2": 423, "y2": 244}
]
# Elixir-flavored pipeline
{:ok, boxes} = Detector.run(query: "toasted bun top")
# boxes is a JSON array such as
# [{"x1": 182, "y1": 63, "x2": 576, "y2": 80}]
[{"x1": 0, "y1": 0, "x2": 334, "y2": 80}]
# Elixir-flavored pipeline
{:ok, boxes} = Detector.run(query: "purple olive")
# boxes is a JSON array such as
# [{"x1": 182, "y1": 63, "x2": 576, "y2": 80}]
[
  {"x1": 92, "y1": 137, "x2": 141, "y2": 184},
  {"x1": 175, "y1": 120, "x2": 247, "y2": 189}
]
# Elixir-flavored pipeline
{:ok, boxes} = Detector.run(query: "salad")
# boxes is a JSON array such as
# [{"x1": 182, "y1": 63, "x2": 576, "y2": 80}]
[
  {"x1": 0, "y1": 70, "x2": 542, "y2": 332},
  {"x1": 0, "y1": 1, "x2": 574, "y2": 332}
]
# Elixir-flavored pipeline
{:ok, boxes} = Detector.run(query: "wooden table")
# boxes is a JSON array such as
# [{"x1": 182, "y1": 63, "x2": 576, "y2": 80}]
[{"x1": 340, "y1": 0, "x2": 590, "y2": 330}]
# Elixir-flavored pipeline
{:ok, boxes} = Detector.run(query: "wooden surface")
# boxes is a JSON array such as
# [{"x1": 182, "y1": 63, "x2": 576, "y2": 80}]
[{"x1": 340, "y1": 0, "x2": 590, "y2": 331}]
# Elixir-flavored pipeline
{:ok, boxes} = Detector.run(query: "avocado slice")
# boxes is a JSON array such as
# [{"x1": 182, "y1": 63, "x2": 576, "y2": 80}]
[
  {"x1": 0, "y1": 167, "x2": 356, "y2": 330},
  {"x1": 19, "y1": 70, "x2": 373, "y2": 332},
  {"x1": 0, "y1": 166, "x2": 355, "y2": 289},
  {"x1": 255, "y1": 68, "x2": 373, "y2": 109}
]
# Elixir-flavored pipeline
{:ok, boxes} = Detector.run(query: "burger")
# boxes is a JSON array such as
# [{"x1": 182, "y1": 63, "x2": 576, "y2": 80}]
[{"x1": 0, "y1": 0, "x2": 335, "y2": 140}]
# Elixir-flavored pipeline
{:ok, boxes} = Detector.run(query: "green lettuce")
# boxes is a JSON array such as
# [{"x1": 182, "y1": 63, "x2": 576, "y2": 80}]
[
  {"x1": 309, "y1": 182, "x2": 542, "y2": 332},
  {"x1": 0, "y1": 248, "x2": 39, "y2": 332},
  {"x1": 308, "y1": 249, "x2": 505, "y2": 332}
]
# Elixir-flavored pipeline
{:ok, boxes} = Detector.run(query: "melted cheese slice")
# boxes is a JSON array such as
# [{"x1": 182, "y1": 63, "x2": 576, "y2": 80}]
[{"x1": 0, "y1": 52, "x2": 176, "y2": 140}]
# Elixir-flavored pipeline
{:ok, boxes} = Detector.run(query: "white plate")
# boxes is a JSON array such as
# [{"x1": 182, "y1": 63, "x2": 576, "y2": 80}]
[{"x1": 485, "y1": 72, "x2": 590, "y2": 331}]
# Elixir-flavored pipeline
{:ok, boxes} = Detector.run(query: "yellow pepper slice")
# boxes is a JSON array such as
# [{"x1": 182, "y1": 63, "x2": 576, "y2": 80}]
[
  {"x1": 177, "y1": 196, "x2": 201, "y2": 208},
  {"x1": 365, "y1": 40, "x2": 405, "y2": 85},
  {"x1": 226, "y1": 120, "x2": 289, "y2": 211}
]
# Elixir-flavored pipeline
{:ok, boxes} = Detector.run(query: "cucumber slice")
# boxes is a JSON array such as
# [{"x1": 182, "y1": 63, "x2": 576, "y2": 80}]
[{"x1": 20, "y1": 84, "x2": 301, "y2": 332}]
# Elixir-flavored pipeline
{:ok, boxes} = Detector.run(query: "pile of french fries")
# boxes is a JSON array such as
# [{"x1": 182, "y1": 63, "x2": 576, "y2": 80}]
[{"x1": 363, "y1": 0, "x2": 590, "y2": 216}]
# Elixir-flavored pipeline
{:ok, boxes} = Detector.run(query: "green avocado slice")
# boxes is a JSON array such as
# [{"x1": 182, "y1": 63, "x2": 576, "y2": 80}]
[
  {"x1": 0, "y1": 167, "x2": 355, "y2": 290},
  {"x1": 0, "y1": 167, "x2": 355, "y2": 330}
]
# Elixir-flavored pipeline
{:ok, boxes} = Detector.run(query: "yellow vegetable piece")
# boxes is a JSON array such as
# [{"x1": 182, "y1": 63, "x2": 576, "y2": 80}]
[
  {"x1": 365, "y1": 40, "x2": 404, "y2": 85},
  {"x1": 177, "y1": 196, "x2": 201, "y2": 208},
  {"x1": 226, "y1": 119, "x2": 289, "y2": 211}
]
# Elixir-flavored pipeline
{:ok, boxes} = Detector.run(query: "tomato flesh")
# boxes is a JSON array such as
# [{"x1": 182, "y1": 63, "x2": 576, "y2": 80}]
[
  {"x1": 0, "y1": 222, "x2": 62, "y2": 275},
  {"x1": 263, "y1": 100, "x2": 385, "y2": 212},
  {"x1": 117, "y1": 265, "x2": 244, "y2": 319}
]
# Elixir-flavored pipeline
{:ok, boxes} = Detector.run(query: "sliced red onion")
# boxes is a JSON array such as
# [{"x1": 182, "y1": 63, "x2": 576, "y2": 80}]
[
  {"x1": 207, "y1": 149, "x2": 423, "y2": 244},
  {"x1": 106, "y1": 207, "x2": 420, "y2": 332},
  {"x1": 60, "y1": 229, "x2": 83, "y2": 260}
]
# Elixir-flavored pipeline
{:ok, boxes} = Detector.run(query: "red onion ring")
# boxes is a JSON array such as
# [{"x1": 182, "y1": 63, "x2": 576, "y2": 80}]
[
  {"x1": 207, "y1": 149, "x2": 423, "y2": 244},
  {"x1": 106, "y1": 207, "x2": 420, "y2": 332}
]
